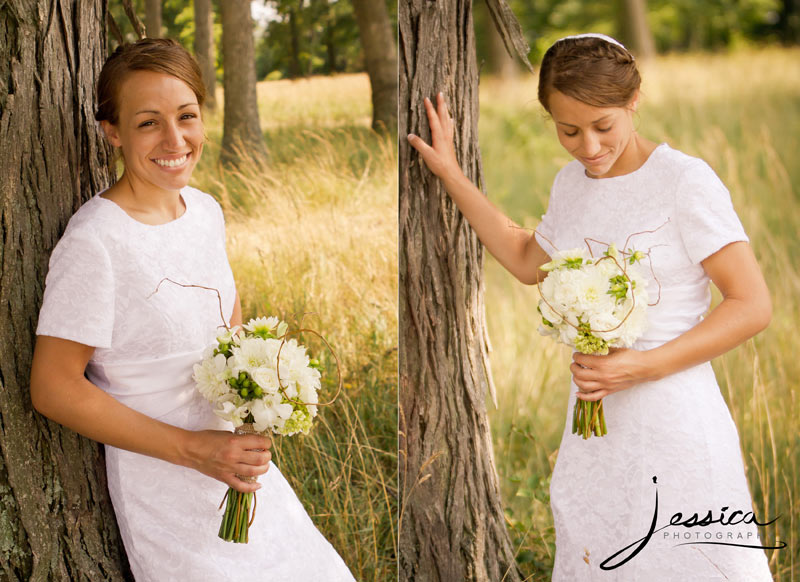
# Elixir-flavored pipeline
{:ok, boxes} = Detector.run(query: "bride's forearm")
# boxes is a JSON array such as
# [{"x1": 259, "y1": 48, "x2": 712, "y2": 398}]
[
  {"x1": 30, "y1": 335, "x2": 270, "y2": 492},
  {"x1": 645, "y1": 242, "x2": 771, "y2": 380},
  {"x1": 645, "y1": 294, "x2": 771, "y2": 381},
  {"x1": 440, "y1": 171, "x2": 550, "y2": 284},
  {"x1": 32, "y1": 371, "x2": 192, "y2": 466}
]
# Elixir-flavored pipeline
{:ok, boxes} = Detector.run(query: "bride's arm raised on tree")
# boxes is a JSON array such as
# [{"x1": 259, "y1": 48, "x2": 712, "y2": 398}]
[
  {"x1": 29, "y1": 291, "x2": 267, "y2": 493},
  {"x1": 407, "y1": 92, "x2": 551, "y2": 285}
]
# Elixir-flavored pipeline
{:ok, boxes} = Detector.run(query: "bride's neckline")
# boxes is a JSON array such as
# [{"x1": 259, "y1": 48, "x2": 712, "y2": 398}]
[
  {"x1": 97, "y1": 188, "x2": 190, "y2": 227},
  {"x1": 581, "y1": 142, "x2": 667, "y2": 183}
]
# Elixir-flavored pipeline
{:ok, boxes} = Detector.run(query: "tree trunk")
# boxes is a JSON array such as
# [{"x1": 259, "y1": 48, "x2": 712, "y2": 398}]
[
  {"x1": 194, "y1": 0, "x2": 217, "y2": 111},
  {"x1": 352, "y1": 0, "x2": 398, "y2": 134},
  {"x1": 398, "y1": 1, "x2": 522, "y2": 580},
  {"x1": 288, "y1": 5, "x2": 301, "y2": 78},
  {"x1": 0, "y1": 1, "x2": 131, "y2": 580},
  {"x1": 325, "y1": 4, "x2": 337, "y2": 74},
  {"x1": 623, "y1": 0, "x2": 656, "y2": 59},
  {"x1": 486, "y1": 8, "x2": 518, "y2": 80},
  {"x1": 144, "y1": 0, "x2": 162, "y2": 38},
  {"x1": 220, "y1": 0, "x2": 266, "y2": 165},
  {"x1": 778, "y1": 0, "x2": 800, "y2": 44}
]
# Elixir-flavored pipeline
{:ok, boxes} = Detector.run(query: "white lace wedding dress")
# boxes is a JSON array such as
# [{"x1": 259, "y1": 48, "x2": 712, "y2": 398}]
[
  {"x1": 537, "y1": 144, "x2": 774, "y2": 581},
  {"x1": 36, "y1": 187, "x2": 355, "y2": 582}
]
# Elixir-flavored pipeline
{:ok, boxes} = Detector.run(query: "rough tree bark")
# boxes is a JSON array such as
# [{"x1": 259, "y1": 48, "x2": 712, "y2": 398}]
[
  {"x1": 219, "y1": 0, "x2": 266, "y2": 165},
  {"x1": 144, "y1": 0, "x2": 162, "y2": 38},
  {"x1": 352, "y1": 0, "x2": 398, "y2": 134},
  {"x1": 194, "y1": 0, "x2": 217, "y2": 111},
  {"x1": 398, "y1": 1, "x2": 530, "y2": 580},
  {"x1": 0, "y1": 1, "x2": 131, "y2": 580}
]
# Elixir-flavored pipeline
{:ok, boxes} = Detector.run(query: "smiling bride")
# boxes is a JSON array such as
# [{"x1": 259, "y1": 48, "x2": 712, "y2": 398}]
[{"x1": 30, "y1": 38, "x2": 354, "y2": 582}]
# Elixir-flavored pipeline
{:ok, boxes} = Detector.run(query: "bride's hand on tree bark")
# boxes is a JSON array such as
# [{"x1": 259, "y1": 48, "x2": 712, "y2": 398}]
[
  {"x1": 570, "y1": 348, "x2": 656, "y2": 401},
  {"x1": 407, "y1": 92, "x2": 463, "y2": 184},
  {"x1": 184, "y1": 430, "x2": 273, "y2": 493}
]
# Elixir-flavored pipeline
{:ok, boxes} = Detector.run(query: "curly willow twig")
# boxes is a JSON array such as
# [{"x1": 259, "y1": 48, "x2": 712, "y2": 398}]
[
  {"x1": 149, "y1": 278, "x2": 230, "y2": 331},
  {"x1": 149, "y1": 279, "x2": 342, "y2": 409},
  {"x1": 530, "y1": 220, "x2": 669, "y2": 335}
]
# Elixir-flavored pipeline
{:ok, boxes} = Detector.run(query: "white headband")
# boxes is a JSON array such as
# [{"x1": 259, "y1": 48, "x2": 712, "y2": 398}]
[{"x1": 556, "y1": 33, "x2": 633, "y2": 58}]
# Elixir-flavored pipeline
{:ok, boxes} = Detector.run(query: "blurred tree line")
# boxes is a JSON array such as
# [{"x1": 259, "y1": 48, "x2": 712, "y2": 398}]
[
  {"x1": 107, "y1": 0, "x2": 396, "y2": 147},
  {"x1": 109, "y1": 0, "x2": 396, "y2": 82},
  {"x1": 475, "y1": 0, "x2": 800, "y2": 72}
]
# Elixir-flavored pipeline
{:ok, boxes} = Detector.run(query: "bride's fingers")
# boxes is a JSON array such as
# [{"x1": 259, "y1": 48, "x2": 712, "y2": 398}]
[
  {"x1": 234, "y1": 460, "x2": 269, "y2": 478},
  {"x1": 570, "y1": 361, "x2": 602, "y2": 382},
  {"x1": 408, "y1": 133, "x2": 436, "y2": 169},
  {"x1": 238, "y1": 449, "x2": 271, "y2": 468},
  {"x1": 424, "y1": 97, "x2": 445, "y2": 145},
  {"x1": 576, "y1": 389, "x2": 608, "y2": 402},
  {"x1": 225, "y1": 474, "x2": 262, "y2": 493},
  {"x1": 437, "y1": 92, "x2": 453, "y2": 136}
]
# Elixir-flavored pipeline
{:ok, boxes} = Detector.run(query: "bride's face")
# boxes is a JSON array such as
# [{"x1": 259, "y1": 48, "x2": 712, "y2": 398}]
[
  {"x1": 548, "y1": 90, "x2": 638, "y2": 179},
  {"x1": 101, "y1": 70, "x2": 204, "y2": 193}
]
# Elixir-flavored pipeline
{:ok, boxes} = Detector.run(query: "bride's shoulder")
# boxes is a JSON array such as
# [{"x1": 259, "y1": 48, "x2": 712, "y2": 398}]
[
  {"x1": 60, "y1": 194, "x2": 115, "y2": 238},
  {"x1": 182, "y1": 186, "x2": 224, "y2": 216},
  {"x1": 655, "y1": 144, "x2": 718, "y2": 179}
]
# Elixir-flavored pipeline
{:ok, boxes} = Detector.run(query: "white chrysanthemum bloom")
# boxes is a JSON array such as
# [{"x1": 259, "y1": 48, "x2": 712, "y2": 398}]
[
  {"x1": 243, "y1": 316, "x2": 280, "y2": 335},
  {"x1": 192, "y1": 349, "x2": 231, "y2": 402},
  {"x1": 229, "y1": 337, "x2": 281, "y2": 375}
]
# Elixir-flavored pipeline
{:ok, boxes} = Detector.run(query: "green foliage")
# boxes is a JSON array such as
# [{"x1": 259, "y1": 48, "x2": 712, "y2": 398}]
[
  {"x1": 474, "y1": 0, "x2": 789, "y2": 68},
  {"x1": 256, "y1": 0, "x2": 363, "y2": 79}
]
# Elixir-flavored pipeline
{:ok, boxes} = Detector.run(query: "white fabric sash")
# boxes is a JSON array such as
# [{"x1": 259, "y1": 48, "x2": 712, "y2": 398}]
[{"x1": 86, "y1": 350, "x2": 202, "y2": 419}]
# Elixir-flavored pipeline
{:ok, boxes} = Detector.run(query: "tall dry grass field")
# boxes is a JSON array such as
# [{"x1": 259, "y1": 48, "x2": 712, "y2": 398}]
[
  {"x1": 192, "y1": 73, "x2": 397, "y2": 581},
  {"x1": 478, "y1": 48, "x2": 800, "y2": 581}
]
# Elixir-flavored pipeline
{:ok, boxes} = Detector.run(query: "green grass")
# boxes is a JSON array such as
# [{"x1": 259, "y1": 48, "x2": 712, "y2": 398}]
[
  {"x1": 479, "y1": 47, "x2": 800, "y2": 581},
  {"x1": 191, "y1": 73, "x2": 397, "y2": 581}
]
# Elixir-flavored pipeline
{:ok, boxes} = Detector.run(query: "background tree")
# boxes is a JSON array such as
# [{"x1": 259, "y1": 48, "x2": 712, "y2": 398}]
[
  {"x1": 0, "y1": 1, "x2": 131, "y2": 579},
  {"x1": 622, "y1": 0, "x2": 656, "y2": 58},
  {"x1": 398, "y1": 0, "x2": 531, "y2": 580},
  {"x1": 144, "y1": 0, "x2": 162, "y2": 37},
  {"x1": 220, "y1": 0, "x2": 267, "y2": 164},
  {"x1": 255, "y1": 0, "x2": 393, "y2": 81},
  {"x1": 777, "y1": 0, "x2": 800, "y2": 43},
  {"x1": 352, "y1": 0, "x2": 397, "y2": 133},
  {"x1": 194, "y1": 0, "x2": 217, "y2": 110}
]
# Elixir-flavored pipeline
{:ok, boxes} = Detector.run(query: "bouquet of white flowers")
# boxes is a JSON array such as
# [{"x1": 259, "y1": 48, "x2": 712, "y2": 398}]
[
  {"x1": 537, "y1": 243, "x2": 650, "y2": 439},
  {"x1": 193, "y1": 316, "x2": 333, "y2": 543}
]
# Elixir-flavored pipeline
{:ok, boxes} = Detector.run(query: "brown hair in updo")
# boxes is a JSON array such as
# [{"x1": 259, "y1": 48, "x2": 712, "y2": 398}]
[
  {"x1": 96, "y1": 38, "x2": 206, "y2": 125},
  {"x1": 537, "y1": 37, "x2": 640, "y2": 114}
]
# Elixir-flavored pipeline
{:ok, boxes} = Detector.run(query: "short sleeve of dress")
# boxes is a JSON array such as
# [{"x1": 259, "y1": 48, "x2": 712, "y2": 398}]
[
  {"x1": 535, "y1": 169, "x2": 563, "y2": 256},
  {"x1": 36, "y1": 227, "x2": 115, "y2": 348},
  {"x1": 675, "y1": 159, "x2": 749, "y2": 265}
]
